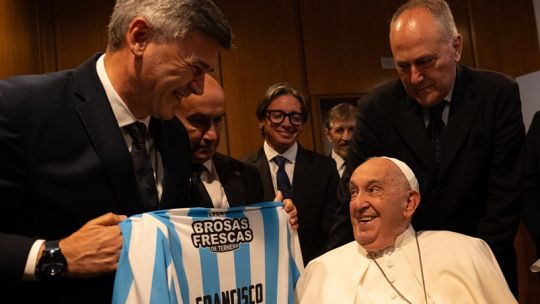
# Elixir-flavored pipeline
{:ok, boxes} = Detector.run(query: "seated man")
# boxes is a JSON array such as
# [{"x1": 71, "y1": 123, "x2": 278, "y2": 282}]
[{"x1": 295, "y1": 156, "x2": 516, "y2": 303}]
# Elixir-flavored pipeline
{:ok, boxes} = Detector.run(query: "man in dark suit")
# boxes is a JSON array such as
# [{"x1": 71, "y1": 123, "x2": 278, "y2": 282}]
[
  {"x1": 242, "y1": 82, "x2": 339, "y2": 263},
  {"x1": 177, "y1": 76, "x2": 299, "y2": 229},
  {"x1": 176, "y1": 75, "x2": 264, "y2": 207},
  {"x1": 524, "y1": 111, "x2": 540, "y2": 261},
  {"x1": 328, "y1": 0, "x2": 525, "y2": 294},
  {"x1": 0, "y1": 0, "x2": 232, "y2": 302},
  {"x1": 325, "y1": 102, "x2": 358, "y2": 177}
]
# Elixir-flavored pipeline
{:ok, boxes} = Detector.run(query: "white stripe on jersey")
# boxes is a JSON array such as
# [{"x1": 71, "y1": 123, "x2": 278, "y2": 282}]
[{"x1": 113, "y1": 202, "x2": 304, "y2": 304}]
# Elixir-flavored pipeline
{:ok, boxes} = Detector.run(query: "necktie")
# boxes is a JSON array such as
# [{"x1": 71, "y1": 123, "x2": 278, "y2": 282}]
[
  {"x1": 189, "y1": 164, "x2": 213, "y2": 207},
  {"x1": 426, "y1": 101, "x2": 447, "y2": 164},
  {"x1": 124, "y1": 122, "x2": 159, "y2": 210},
  {"x1": 274, "y1": 156, "x2": 292, "y2": 199}
]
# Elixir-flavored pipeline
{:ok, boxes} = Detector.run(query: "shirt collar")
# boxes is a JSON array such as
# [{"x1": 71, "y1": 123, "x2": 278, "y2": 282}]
[
  {"x1": 201, "y1": 158, "x2": 218, "y2": 182},
  {"x1": 263, "y1": 141, "x2": 297, "y2": 163},
  {"x1": 96, "y1": 54, "x2": 150, "y2": 129},
  {"x1": 331, "y1": 150, "x2": 345, "y2": 169}
]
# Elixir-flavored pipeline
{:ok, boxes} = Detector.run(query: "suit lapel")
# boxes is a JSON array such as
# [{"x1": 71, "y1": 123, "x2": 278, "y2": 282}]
[
  {"x1": 439, "y1": 67, "x2": 480, "y2": 178},
  {"x1": 214, "y1": 154, "x2": 242, "y2": 207},
  {"x1": 391, "y1": 95, "x2": 433, "y2": 168},
  {"x1": 73, "y1": 55, "x2": 144, "y2": 215},
  {"x1": 292, "y1": 146, "x2": 311, "y2": 200},
  {"x1": 252, "y1": 148, "x2": 275, "y2": 201}
]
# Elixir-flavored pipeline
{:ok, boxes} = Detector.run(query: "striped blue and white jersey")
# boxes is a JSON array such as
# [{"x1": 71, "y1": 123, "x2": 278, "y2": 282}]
[{"x1": 113, "y1": 202, "x2": 304, "y2": 304}]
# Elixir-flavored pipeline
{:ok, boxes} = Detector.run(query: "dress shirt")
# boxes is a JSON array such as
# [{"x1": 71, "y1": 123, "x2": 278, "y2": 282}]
[
  {"x1": 263, "y1": 141, "x2": 297, "y2": 194},
  {"x1": 200, "y1": 159, "x2": 229, "y2": 208},
  {"x1": 331, "y1": 150, "x2": 346, "y2": 177},
  {"x1": 422, "y1": 86, "x2": 453, "y2": 127},
  {"x1": 23, "y1": 54, "x2": 164, "y2": 280}
]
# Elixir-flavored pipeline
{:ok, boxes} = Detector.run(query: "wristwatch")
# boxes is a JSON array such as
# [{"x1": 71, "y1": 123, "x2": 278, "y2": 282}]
[{"x1": 35, "y1": 240, "x2": 67, "y2": 280}]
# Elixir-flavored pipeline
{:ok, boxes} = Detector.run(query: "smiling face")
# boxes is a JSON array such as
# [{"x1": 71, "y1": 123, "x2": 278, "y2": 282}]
[
  {"x1": 138, "y1": 30, "x2": 220, "y2": 120},
  {"x1": 349, "y1": 157, "x2": 419, "y2": 251},
  {"x1": 326, "y1": 118, "x2": 356, "y2": 159},
  {"x1": 260, "y1": 94, "x2": 304, "y2": 153},
  {"x1": 176, "y1": 76, "x2": 225, "y2": 164},
  {"x1": 390, "y1": 7, "x2": 462, "y2": 107}
]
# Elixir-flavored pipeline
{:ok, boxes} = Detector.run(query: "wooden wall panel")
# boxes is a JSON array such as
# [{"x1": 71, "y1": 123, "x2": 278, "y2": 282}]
[
  {"x1": 52, "y1": 0, "x2": 114, "y2": 70},
  {"x1": 468, "y1": 0, "x2": 540, "y2": 77},
  {"x1": 300, "y1": 0, "x2": 402, "y2": 96},
  {"x1": 0, "y1": 0, "x2": 42, "y2": 78},
  {"x1": 215, "y1": 0, "x2": 312, "y2": 159},
  {"x1": 299, "y1": 0, "x2": 476, "y2": 96}
]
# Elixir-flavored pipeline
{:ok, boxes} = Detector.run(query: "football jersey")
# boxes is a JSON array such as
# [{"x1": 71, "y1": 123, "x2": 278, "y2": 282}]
[{"x1": 113, "y1": 202, "x2": 304, "y2": 304}]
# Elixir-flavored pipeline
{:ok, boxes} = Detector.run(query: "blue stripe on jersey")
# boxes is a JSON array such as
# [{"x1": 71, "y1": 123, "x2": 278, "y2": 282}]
[
  {"x1": 262, "y1": 205, "x2": 279, "y2": 304},
  {"x1": 286, "y1": 222, "x2": 301, "y2": 304},
  {"x1": 152, "y1": 211, "x2": 190, "y2": 304},
  {"x1": 187, "y1": 208, "x2": 221, "y2": 297},
  {"x1": 150, "y1": 229, "x2": 172, "y2": 303},
  {"x1": 112, "y1": 219, "x2": 134, "y2": 304},
  {"x1": 229, "y1": 206, "x2": 251, "y2": 288}
]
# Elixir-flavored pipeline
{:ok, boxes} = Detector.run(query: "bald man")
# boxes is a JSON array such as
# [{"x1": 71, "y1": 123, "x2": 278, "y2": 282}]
[
  {"x1": 296, "y1": 157, "x2": 516, "y2": 304},
  {"x1": 328, "y1": 0, "x2": 525, "y2": 292},
  {"x1": 176, "y1": 76, "x2": 264, "y2": 208}
]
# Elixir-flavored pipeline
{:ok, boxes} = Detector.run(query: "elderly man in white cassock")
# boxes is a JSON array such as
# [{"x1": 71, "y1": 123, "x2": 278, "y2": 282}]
[{"x1": 295, "y1": 156, "x2": 516, "y2": 304}]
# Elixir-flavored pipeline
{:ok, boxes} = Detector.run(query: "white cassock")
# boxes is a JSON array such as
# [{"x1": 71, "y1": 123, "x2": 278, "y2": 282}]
[{"x1": 295, "y1": 226, "x2": 517, "y2": 304}]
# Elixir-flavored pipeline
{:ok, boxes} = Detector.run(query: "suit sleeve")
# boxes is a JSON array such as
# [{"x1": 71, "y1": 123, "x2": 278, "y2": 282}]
[
  {"x1": 318, "y1": 161, "x2": 339, "y2": 255},
  {"x1": 248, "y1": 163, "x2": 264, "y2": 203},
  {"x1": 0, "y1": 89, "x2": 36, "y2": 280},
  {"x1": 523, "y1": 111, "x2": 540, "y2": 257},
  {"x1": 477, "y1": 80, "x2": 525, "y2": 267}
]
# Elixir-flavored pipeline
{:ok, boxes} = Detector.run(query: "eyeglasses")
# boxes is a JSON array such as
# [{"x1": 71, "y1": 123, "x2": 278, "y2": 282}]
[{"x1": 265, "y1": 110, "x2": 305, "y2": 126}]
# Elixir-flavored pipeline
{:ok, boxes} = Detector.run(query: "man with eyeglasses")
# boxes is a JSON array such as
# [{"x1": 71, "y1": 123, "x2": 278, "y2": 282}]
[
  {"x1": 242, "y1": 82, "x2": 339, "y2": 264},
  {"x1": 328, "y1": 0, "x2": 525, "y2": 294}
]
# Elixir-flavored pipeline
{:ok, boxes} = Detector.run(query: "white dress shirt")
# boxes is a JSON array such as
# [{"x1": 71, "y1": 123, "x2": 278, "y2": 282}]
[
  {"x1": 200, "y1": 159, "x2": 229, "y2": 208},
  {"x1": 331, "y1": 150, "x2": 345, "y2": 177}
]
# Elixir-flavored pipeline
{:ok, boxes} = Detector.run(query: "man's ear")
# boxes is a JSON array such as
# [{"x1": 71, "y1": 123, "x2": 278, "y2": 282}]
[
  {"x1": 126, "y1": 17, "x2": 151, "y2": 57},
  {"x1": 403, "y1": 190, "x2": 420, "y2": 218},
  {"x1": 452, "y1": 34, "x2": 463, "y2": 62},
  {"x1": 325, "y1": 127, "x2": 332, "y2": 142}
]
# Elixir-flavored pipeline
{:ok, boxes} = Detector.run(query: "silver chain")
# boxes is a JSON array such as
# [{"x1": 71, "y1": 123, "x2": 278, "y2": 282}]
[{"x1": 368, "y1": 232, "x2": 428, "y2": 304}]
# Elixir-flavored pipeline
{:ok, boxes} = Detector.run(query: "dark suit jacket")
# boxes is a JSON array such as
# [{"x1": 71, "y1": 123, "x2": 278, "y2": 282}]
[
  {"x1": 524, "y1": 111, "x2": 540, "y2": 257},
  {"x1": 194, "y1": 152, "x2": 264, "y2": 207},
  {"x1": 0, "y1": 54, "x2": 192, "y2": 302},
  {"x1": 242, "y1": 145, "x2": 339, "y2": 263},
  {"x1": 328, "y1": 65, "x2": 525, "y2": 292}
]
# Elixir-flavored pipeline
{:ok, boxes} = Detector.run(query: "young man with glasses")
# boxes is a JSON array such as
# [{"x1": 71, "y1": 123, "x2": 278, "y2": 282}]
[{"x1": 242, "y1": 82, "x2": 339, "y2": 264}]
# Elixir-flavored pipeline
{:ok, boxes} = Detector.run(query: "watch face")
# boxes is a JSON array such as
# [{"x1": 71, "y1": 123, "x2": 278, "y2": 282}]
[{"x1": 37, "y1": 248, "x2": 66, "y2": 279}]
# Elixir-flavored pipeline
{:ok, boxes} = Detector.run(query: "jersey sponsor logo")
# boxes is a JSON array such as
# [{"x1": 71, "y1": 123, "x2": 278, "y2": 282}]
[
  {"x1": 195, "y1": 283, "x2": 263, "y2": 304},
  {"x1": 191, "y1": 217, "x2": 254, "y2": 252}
]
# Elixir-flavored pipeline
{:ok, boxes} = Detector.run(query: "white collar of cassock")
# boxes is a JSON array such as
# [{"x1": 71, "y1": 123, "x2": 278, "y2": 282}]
[{"x1": 359, "y1": 225, "x2": 416, "y2": 258}]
